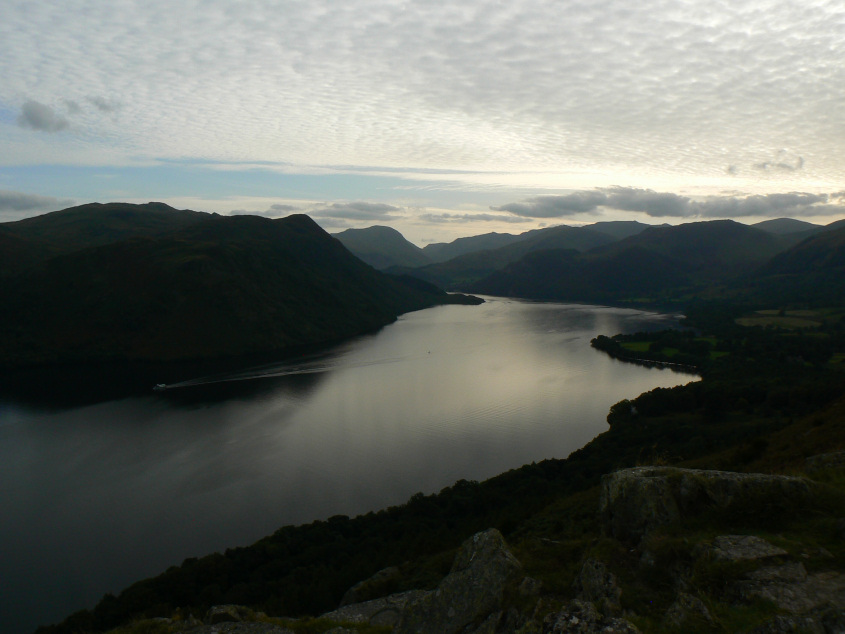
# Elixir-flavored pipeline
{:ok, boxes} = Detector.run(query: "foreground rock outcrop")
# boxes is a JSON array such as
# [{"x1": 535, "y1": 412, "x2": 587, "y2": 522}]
[
  {"x1": 393, "y1": 528, "x2": 523, "y2": 634},
  {"x1": 600, "y1": 466, "x2": 816, "y2": 544},
  {"x1": 72, "y1": 465, "x2": 844, "y2": 634}
]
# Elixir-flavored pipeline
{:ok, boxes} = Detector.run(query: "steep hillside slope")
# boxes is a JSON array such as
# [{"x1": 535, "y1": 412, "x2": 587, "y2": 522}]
[
  {"x1": 742, "y1": 224, "x2": 845, "y2": 305},
  {"x1": 397, "y1": 225, "x2": 617, "y2": 290},
  {"x1": 0, "y1": 202, "x2": 207, "y2": 265},
  {"x1": 422, "y1": 231, "x2": 526, "y2": 263},
  {"x1": 333, "y1": 225, "x2": 431, "y2": 269},
  {"x1": 0, "y1": 209, "x2": 478, "y2": 368},
  {"x1": 473, "y1": 220, "x2": 789, "y2": 303}
]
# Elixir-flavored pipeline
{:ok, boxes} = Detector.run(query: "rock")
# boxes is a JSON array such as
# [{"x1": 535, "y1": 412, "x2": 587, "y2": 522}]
[
  {"x1": 663, "y1": 592, "x2": 715, "y2": 628},
  {"x1": 519, "y1": 576, "x2": 543, "y2": 597},
  {"x1": 190, "y1": 624, "x2": 294, "y2": 634},
  {"x1": 835, "y1": 518, "x2": 845, "y2": 541},
  {"x1": 573, "y1": 559, "x2": 622, "y2": 615},
  {"x1": 600, "y1": 467, "x2": 814, "y2": 544},
  {"x1": 206, "y1": 605, "x2": 258, "y2": 624},
  {"x1": 394, "y1": 528, "x2": 523, "y2": 634},
  {"x1": 706, "y1": 535, "x2": 789, "y2": 563},
  {"x1": 542, "y1": 599, "x2": 641, "y2": 633},
  {"x1": 748, "y1": 562, "x2": 808, "y2": 584},
  {"x1": 805, "y1": 451, "x2": 845, "y2": 474},
  {"x1": 340, "y1": 566, "x2": 401, "y2": 606},
  {"x1": 751, "y1": 605, "x2": 845, "y2": 633},
  {"x1": 736, "y1": 570, "x2": 845, "y2": 615},
  {"x1": 321, "y1": 590, "x2": 428, "y2": 628}
]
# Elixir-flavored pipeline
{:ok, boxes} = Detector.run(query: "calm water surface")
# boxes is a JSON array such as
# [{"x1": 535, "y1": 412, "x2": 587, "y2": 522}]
[{"x1": 0, "y1": 298, "x2": 696, "y2": 633}]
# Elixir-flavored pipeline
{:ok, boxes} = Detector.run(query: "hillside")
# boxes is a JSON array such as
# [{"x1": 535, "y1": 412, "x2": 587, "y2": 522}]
[
  {"x1": 333, "y1": 226, "x2": 432, "y2": 270},
  {"x1": 0, "y1": 206, "x2": 479, "y2": 370},
  {"x1": 0, "y1": 202, "x2": 208, "y2": 266},
  {"x1": 422, "y1": 232, "x2": 526, "y2": 263},
  {"x1": 473, "y1": 220, "x2": 790, "y2": 304},
  {"x1": 740, "y1": 224, "x2": 845, "y2": 305},
  {"x1": 395, "y1": 225, "x2": 617, "y2": 290},
  {"x1": 420, "y1": 221, "x2": 652, "y2": 265}
]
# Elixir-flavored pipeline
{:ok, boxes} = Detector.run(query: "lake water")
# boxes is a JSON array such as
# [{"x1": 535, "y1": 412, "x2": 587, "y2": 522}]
[{"x1": 0, "y1": 298, "x2": 696, "y2": 633}]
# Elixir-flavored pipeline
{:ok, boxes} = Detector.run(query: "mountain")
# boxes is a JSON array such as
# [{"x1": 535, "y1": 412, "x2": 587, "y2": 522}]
[
  {"x1": 0, "y1": 205, "x2": 479, "y2": 369},
  {"x1": 419, "y1": 222, "x2": 653, "y2": 266},
  {"x1": 597, "y1": 220, "x2": 786, "y2": 279},
  {"x1": 743, "y1": 224, "x2": 845, "y2": 305},
  {"x1": 422, "y1": 232, "x2": 526, "y2": 263},
  {"x1": 395, "y1": 225, "x2": 618, "y2": 290},
  {"x1": 473, "y1": 220, "x2": 789, "y2": 303},
  {"x1": 583, "y1": 220, "x2": 654, "y2": 240},
  {"x1": 752, "y1": 217, "x2": 822, "y2": 235},
  {"x1": 0, "y1": 201, "x2": 207, "y2": 264},
  {"x1": 333, "y1": 225, "x2": 431, "y2": 270}
]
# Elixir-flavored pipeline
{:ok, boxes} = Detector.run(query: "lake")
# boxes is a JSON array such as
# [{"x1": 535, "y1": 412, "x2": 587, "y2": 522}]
[{"x1": 0, "y1": 298, "x2": 696, "y2": 633}]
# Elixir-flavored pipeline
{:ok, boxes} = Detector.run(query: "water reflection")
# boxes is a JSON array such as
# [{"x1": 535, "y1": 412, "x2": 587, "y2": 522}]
[{"x1": 0, "y1": 298, "x2": 695, "y2": 634}]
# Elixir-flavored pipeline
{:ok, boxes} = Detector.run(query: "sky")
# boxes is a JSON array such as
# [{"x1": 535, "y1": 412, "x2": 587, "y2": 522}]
[{"x1": 1, "y1": 0, "x2": 844, "y2": 245}]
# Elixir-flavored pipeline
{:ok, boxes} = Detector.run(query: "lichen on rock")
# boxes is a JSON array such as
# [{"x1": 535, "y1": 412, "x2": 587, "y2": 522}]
[
  {"x1": 600, "y1": 467, "x2": 815, "y2": 544},
  {"x1": 394, "y1": 528, "x2": 523, "y2": 634}
]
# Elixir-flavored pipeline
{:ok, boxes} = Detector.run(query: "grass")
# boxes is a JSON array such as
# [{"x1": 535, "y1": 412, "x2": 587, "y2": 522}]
[
  {"x1": 620, "y1": 341, "x2": 652, "y2": 352},
  {"x1": 105, "y1": 615, "x2": 392, "y2": 634},
  {"x1": 735, "y1": 315, "x2": 822, "y2": 329},
  {"x1": 734, "y1": 307, "x2": 845, "y2": 330}
]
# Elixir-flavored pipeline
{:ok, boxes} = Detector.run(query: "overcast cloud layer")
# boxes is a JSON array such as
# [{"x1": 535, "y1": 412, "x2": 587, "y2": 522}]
[{"x1": 1, "y1": 0, "x2": 844, "y2": 239}]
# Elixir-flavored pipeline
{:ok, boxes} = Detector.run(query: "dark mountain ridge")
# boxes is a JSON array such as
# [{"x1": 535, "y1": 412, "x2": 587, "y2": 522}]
[
  {"x1": 392, "y1": 224, "x2": 618, "y2": 290},
  {"x1": 422, "y1": 231, "x2": 526, "y2": 263},
  {"x1": 1, "y1": 201, "x2": 207, "y2": 261},
  {"x1": 332, "y1": 225, "x2": 431, "y2": 270},
  {"x1": 0, "y1": 205, "x2": 479, "y2": 370},
  {"x1": 472, "y1": 220, "x2": 791, "y2": 304}
]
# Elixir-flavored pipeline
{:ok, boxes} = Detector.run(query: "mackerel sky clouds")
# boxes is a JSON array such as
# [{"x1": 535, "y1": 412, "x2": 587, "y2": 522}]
[{"x1": 2, "y1": 0, "x2": 844, "y2": 242}]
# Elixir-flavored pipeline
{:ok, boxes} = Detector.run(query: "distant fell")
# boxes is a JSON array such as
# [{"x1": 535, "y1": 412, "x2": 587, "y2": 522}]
[
  {"x1": 752, "y1": 217, "x2": 822, "y2": 235},
  {"x1": 582, "y1": 220, "x2": 654, "y2": 240},
  {"x1": 742, "y1": 224, "x2": 845, "y2": 305},
  {"x1": 472, "y1": 219, "x2": 790, "y2": 304},
  {"x1": 422, "y1": 232, "x2": 525, "y2": 263},
  {"x1": 597, "y1": 219, "x2": 786, "y2": 279},
  {"x1": 333, "y1": 225, "x2": 432, "y2": 269},
  {"x1": 396, "y1": 225, "x2": 617, "y2": 290}
]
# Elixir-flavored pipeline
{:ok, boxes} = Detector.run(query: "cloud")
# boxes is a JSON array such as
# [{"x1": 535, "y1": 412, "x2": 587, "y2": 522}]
[
  {"x1": 87, "y1": 96, "x2": 121, "y2": 112},
  {"x1": 420, "y1": 212, "x2": 532, "y2": 224},
  {"x1": 17, "y1": 100, "x2": 70, "y2": 132},
  {"x1": 754, "y1": 150, "x2": 804, "y2": 172},
  {"x1": 0, "y1": 190, "x2": 73, "y2": 213},
  {"x1": 309, "y1": 202, "x2": 403, "y2": 221},
  {"x1": 693, "y1": 192, "x2": 828, "y2": 218},
  {"x1": 269, "y1": 203, "x2": 300, "y2": 213},
  {"x1": 494, "y1": 188, "x2": 691, "y2": 218},
  {"x1": 496, "y1": 189, "x2": 837, "y2": 220},
  {"x1": 603, "y1": 188, "x2": 692, "y2": 217},
  {"x1": 2, "y1": 0, "x2": 844, "y2": 199},
  {"x1": 492, "y1": 192, "x2": 607, "y2": 217},
  {"x1": 230, "y1": 203, "x2": 302, "y2": 217}
]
